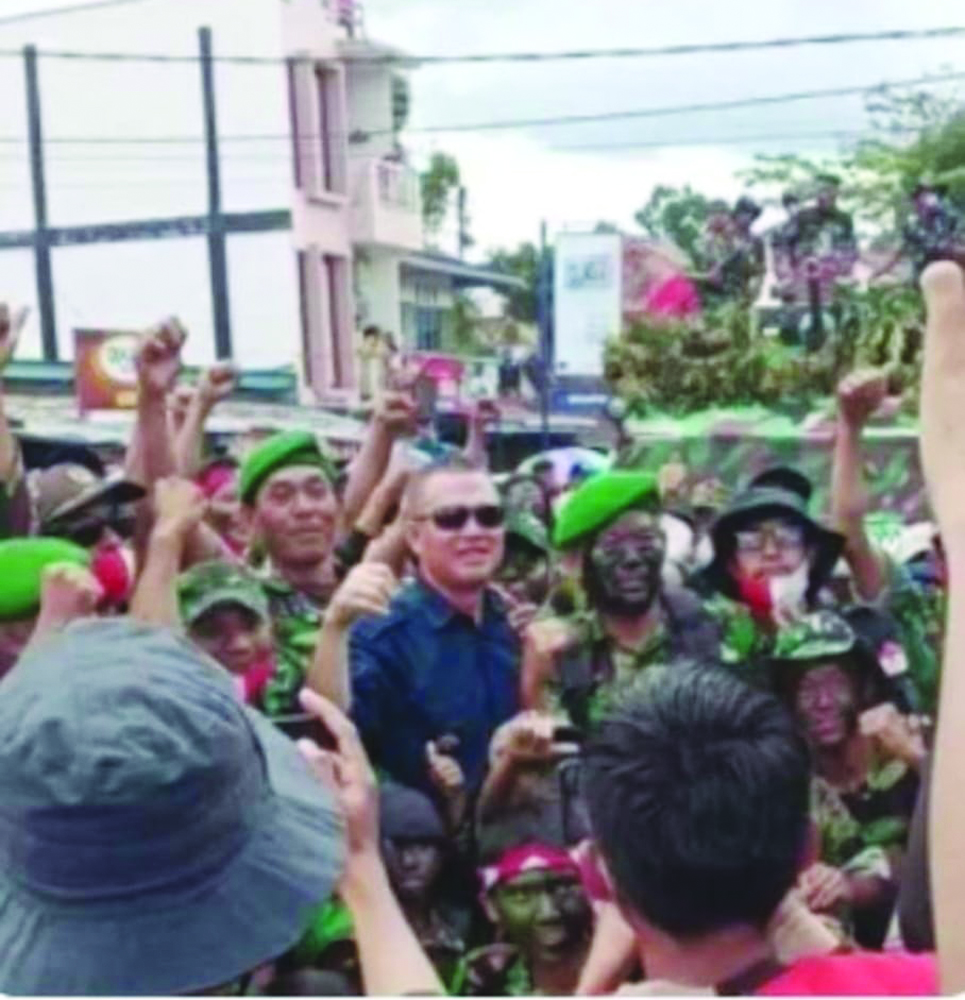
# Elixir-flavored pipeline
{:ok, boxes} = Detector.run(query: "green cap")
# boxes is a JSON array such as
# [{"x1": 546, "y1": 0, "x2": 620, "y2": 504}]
[
  {"x1": 239, "y1": 430, "x2": 336, "y2": 506},
  {"x1": 294, "y1": 899, "x2": 355, "y2": 963},
  {"x1": 178, "y1": 560, "x2": 270, "y2": 626},
  {"x1": 506, "y1": 510, "x2": 549, "y2": 554},
  {"x1": 772, "y1": 611, "x2": 857, "y2": 662},
  {"x1": 0, "y1": 538, "x2": 89, "y2": 622},
  {"x1": 552, "y1": 471, "x2": 659, "y2": 550}
]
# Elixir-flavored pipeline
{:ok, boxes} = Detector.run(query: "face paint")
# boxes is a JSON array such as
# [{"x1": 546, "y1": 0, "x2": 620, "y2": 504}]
[
  {"x1": 587, "y1": 510, "x2": 665, "y2": 615},
  {"x1": 491, "y1": 870, "x2": 592, "y2": 960},
  {"x1": 497, "y1": 543, "x2": 550, "y2": 605},
  {"x1": 383, "y1": 839, "x2": 444, "y2": 903},
  {"x1": 795, "y1": 662, "x2": 857, "y2": 747}
]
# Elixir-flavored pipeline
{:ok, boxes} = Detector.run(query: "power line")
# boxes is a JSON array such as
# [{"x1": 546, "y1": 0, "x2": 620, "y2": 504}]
[
  {"x1": 552, "y1": 128, "x2": 914, "y2": 152},
  {"x1": 390, "y1": 70, "x2": 965, "y2": 135},
  {"x1": 0, "y1": 69, "x2": 949, "y2": 146},
  {"x1": 0, "y1": 0, "x2": 156, "y2": 28},
  {"x1": 4, "y1": 25, "x2": 965, "y2": 65}
]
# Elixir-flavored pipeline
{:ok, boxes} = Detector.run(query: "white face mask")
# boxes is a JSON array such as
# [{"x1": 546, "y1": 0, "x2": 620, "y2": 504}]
[{"x1": 768, "y1": 561, "x2": 811, "y2": 625}]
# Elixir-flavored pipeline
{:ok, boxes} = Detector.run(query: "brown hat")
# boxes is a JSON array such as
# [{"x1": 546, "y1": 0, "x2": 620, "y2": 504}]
[{"x1": 31, "y1": 464, "x2": 146, "y2": 530}]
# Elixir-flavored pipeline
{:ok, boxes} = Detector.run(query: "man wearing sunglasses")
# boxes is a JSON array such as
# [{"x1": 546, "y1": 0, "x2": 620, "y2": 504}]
[
  {"x1": 347, "y1": 457, "x2": 520, "y2": 799},
  {"x1": 32, "y1": 463, "x2": 145, "y2": 608}
]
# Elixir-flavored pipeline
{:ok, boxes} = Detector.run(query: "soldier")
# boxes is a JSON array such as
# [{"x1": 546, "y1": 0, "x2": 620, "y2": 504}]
[
  {"x1": 872, "y1": 179, "x2": 964, "y2": 283},
  {"x1": 520, "y1": 471, "x2": 719, "y2": 730},
  {"x1": 768, "y1": 612, "x2": 924, "y2": 948},
  {"x1": 785, "y1": 174, "x2": 858, "y2": 304}
]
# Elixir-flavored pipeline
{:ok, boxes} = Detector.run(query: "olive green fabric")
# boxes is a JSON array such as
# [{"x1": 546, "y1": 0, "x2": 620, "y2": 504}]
[
  {"x1": 552, "y1": 471, "x2": 658, "y2": 550},
  {"x1": 0, "y1": 537, "x2": 88, "y2": 621},
  {"x1": 178, "y1": 561, "x2": 269, "y2": 627},
  {"x1": 239, "y1": 430, "x2": 335, "y2": 506},
  {"x1": 505, "y1": 510, "x2": 549, "y2": 554}
]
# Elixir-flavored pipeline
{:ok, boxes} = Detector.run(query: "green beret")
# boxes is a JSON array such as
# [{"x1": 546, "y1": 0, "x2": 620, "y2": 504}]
[
  {"x1": 239, "y1": 430, "x2": 336, "y2": 506},
  {"x1": 552, "y1": 471, "x2": 659, "y2": 549},
  {"x1": 0, "y1": 538, "x2": 89, "y2": 621}
]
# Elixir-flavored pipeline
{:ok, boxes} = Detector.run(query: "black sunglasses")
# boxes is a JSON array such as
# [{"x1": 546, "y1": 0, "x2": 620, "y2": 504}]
[{"x1": 424, "y1": 504, "x2": 505, "y2": 532}]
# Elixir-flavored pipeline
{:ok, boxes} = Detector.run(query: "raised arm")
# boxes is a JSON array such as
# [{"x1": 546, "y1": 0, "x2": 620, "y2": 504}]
[
  {"x1": 298, "y1": 689, "x2": 444, "y2": 997},
  {"x1": 918, "y1": 260, "x2": 965, "y2": 993},
  {"x1": 125, "y1": 319, "x2": 186, "y2": 487},
  {"x1": 339, "y1": 392, "x2": 415, "y2": 529},
  {"x1": 305, "y1": 562, "x2": 396, "y2": 709},
  {"x1": 463, "y1": 399, "x2": 498, "y2": 469},
  {"x1": 831, "y1": 370, "x2": 891, "y2": 600},
  {"x1": 0, "y1": 306, "x2": 32, "y2": 537},
  {"x1": 173, "y1": 363, "x2": 237, "y2": 478},
  {"x1": 129, "y1": 478, "x2": 206, "y2": 629}
]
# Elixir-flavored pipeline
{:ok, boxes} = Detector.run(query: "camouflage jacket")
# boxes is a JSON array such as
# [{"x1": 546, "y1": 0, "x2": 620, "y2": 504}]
[
  {"x1": 454, "y1": 944, "x2": 533, "y2": 997},
  {"x1": 812, "y1": 758, "x2": 919, "y2": 876},
  {"x1": 902, "y1": 207, "x2": 963, "y2": 276},
  {"x1": 552, "y1": 588, "x2": 721, "y2": 729},
  {"x1": 702, "y1": 593, "x2": 778, "y2": 689},
  {"x1": 259, "y1": 577, "x2": 329, "y2": 717},
  {"x1": 882, "y1": 564, "x2": 944, "y2": 718}
]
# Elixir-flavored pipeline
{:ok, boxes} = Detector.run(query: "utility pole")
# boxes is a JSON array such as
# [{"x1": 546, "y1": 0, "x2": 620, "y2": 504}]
[
  {"x1": 537, "y1": 220, "x2": 552, "y2": 450},
  {"x1": 457, "y1": 186, "x2": 470, "y2": 260},
  {"x1": 199, "y1": 27, "x2": 232, "y2": 360},
  {"x1": 23, "y1": 46, "x2": 57, "y2": 361}
]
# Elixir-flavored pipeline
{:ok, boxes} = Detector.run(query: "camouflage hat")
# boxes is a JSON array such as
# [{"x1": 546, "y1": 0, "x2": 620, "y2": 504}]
[
  {"x1": 0, "y1": 538, "x2": 89, "y2": 622},
  {"x1": 178, "y1": 561, "x2": 269, "y2": 627},
  {"x1": 239, "y1": 430, "x2": 336, "y2": 506},
  {"x1": 506, "y1": 510, "x2": 549, "y2": 554},
  {"x1": 771, "y1": 611, "x2": 857, "y2": 662},
  {"x1": 552, "y1": 471, "x2": 659, "y2": 550}
]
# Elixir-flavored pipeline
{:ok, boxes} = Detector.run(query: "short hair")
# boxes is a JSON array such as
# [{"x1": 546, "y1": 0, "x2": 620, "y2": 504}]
[
  {"x1": 582, "y1": 666, "x2": 811, "y2": 938},
  {"x1": 404, "y1": 455, "x2": 492, "y2": 514}
]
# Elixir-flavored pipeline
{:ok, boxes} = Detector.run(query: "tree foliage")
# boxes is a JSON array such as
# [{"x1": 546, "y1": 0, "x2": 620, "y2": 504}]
[
  {"x1": 487, "y1": 242, "x2": 543, "y2": 323},
  {"x1": 420, "y1": 152, "x2": 461, "y2": 235},
  {"x1": 634, "y1": 184, "x2": 720, "y2": 261}
]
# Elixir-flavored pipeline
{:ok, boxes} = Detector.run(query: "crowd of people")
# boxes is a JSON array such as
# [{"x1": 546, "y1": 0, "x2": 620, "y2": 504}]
[{"x1": 0, "y1": 258, "x2": 964, "y2": 996}]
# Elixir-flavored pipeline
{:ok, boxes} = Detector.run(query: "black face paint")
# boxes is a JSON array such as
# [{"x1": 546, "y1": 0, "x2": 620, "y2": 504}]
[{"x1": 584, "y1": 511, "x2": 666, "y2": 616}]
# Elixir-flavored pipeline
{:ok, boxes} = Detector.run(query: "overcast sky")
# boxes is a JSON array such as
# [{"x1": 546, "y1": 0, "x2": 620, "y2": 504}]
[{"x1": 0, "y1": 0, "x2": 961, "y2": 360}]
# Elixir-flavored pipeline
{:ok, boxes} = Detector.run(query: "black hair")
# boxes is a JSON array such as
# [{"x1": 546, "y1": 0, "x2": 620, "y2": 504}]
[
  {"x1": 362, "y1": 325, "x2": 381, "y2": 339},
  {"x1": 583, "y1": 666, "x2": 811, "y2": 938}
]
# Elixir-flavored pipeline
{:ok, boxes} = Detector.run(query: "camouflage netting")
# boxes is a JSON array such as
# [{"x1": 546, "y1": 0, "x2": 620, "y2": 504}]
[{"x1": 618, "y1": 405, "x2": 926, "y2": 523}]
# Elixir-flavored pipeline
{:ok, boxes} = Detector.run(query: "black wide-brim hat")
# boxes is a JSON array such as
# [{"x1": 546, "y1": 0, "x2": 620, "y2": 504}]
[
  {"x1": 0, "y1": 618, "x2": 345, "y2": 996},
  {"x1": 704, "y1": 485, "x2": 845, "y2": 602}
]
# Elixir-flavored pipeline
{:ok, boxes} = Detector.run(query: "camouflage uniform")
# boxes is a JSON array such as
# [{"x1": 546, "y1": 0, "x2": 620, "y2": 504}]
[
  {"x1": 550, "y1": 589, "x2": 720, "y2": 729},
  {"x1": 879, "y1": 561, "x2": 944, "y2": 718},
  {"x1": 260, "y1": 577, "x2": 329, "y2": 717},
  {"x1": 902, "y1": 206, "x2": 963, "y2": 278},
  {"x1": 454, "y1": 944, "x2": 533, "y2": 997}
]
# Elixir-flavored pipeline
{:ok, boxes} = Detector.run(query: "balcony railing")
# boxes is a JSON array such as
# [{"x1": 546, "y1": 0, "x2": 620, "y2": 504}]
[{"x1": 352, "y1": 158, "x2": 423, "y2": 250}]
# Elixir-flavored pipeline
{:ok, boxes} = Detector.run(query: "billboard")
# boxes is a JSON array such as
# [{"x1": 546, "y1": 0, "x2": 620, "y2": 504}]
[
  {"x1": 553, "y1": 232, "x2": 622, "y2": 377},
  {"x1": 74, "y1": 329, "x2": 141, "y2": 412}
]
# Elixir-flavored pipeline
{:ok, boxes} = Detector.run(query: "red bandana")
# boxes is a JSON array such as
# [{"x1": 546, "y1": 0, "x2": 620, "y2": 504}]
[{"x1": 480, "y1": 843, "x2": 580, "y2": 893}]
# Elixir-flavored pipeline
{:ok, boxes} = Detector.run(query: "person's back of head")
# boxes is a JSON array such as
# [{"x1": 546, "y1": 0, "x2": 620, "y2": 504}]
[{"x1": 582, "y1": 665, "x2": 810, "y2": 939}]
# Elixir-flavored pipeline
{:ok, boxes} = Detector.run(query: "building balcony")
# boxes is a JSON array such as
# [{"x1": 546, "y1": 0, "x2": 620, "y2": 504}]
[{"x1": 351, "y1": 158, "x2": 423, "y2": 252}]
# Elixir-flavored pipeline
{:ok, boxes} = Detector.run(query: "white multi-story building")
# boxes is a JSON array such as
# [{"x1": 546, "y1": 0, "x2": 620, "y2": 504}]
[{"x1": 0, "y1": 0, "x2": 518, "y2": 399}]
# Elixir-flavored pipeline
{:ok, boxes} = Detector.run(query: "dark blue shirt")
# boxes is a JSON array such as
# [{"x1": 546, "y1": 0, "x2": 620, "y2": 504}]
[{"x1": 349, "y1": 579, "x2": 520, "y2": 796}]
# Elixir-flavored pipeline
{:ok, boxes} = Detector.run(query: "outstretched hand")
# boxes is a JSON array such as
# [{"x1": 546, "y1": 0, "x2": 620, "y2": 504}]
[
  {"x1": 920, "y1": 262, "x2": 965, "y2": 536},
  {"x1": 298, "y1": 688, "x2": 380, "y2": 869},
  {"x1": 137, "y1": 318, "x2": 187, "y2": 401}
]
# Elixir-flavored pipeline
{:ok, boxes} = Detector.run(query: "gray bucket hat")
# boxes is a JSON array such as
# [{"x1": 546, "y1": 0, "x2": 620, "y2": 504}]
[{"x1": 0, "y1": 618, "x2": 344, "y2": 996}]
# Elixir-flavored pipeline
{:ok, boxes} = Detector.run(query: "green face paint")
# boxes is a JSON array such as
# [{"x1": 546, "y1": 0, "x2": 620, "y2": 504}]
[{"x1": 491, "y1": 871, "x2": 592, "y2": 960}]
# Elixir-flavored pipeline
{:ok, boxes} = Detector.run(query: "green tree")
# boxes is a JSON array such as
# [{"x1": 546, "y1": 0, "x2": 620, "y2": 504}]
[
  {"x1": 420, "y1": 152, "x2": 461, "y2": 235},
  {"x1": 487, "y1": 242, "x2": 542, "y2": 322},
  {"x1": 634, "y1": 184, "x2": 718, "y2": 261}
]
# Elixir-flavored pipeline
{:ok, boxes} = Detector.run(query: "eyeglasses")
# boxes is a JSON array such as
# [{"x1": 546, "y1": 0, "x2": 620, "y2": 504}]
[
  {"x1": 734, "y1": 523, "x2": 805, "y2": 555},
  {"x1": 421, "y1": 504, "x2": 505, "y2": 531}
]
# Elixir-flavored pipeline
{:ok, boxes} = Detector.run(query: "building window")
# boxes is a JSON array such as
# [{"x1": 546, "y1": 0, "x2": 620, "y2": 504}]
[
  {"x1": 316, "y1": 66, "x2": 347, "y2": 197},
  {"x1": 323, "y1": 255, "x2": 343, "y2": 386},
  {"x1": 297, "y1": 250, "x2": 313, "y2": 384}
]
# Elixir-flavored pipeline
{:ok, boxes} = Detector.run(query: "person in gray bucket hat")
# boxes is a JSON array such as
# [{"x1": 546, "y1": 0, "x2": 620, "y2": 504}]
[{"x1": 0, "y1": 616, "x2": 347, "y2": 996}]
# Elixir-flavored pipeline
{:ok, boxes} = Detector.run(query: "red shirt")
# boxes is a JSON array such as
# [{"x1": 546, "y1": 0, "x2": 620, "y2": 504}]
[{"x1": 759, "y1": 952, "x2": 937, "y2": 996}]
